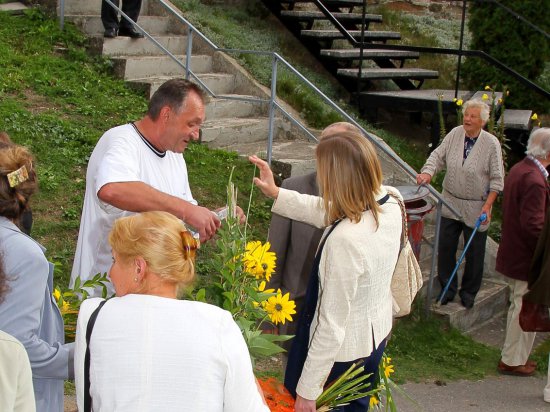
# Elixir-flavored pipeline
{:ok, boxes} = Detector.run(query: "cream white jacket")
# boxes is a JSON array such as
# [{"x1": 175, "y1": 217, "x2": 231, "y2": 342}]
[{"x1": 272, "y1": 186, "x2": 402, "y2": 400}]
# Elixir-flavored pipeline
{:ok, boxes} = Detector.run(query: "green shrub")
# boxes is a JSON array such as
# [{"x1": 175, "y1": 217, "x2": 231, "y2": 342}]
[{"x1": 462, "y1": 1, "x2": 549, "y2": 112}]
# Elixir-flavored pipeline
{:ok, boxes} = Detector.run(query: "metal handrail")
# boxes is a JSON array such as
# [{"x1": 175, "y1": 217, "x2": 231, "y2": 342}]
[{"x1": 58, "y1": 0, "x2": 462, "y2": 317}]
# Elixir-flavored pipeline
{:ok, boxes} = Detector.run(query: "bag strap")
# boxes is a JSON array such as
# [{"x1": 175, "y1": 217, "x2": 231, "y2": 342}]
[
  {"x1": 84, "y1": 299, "x2": 108, "y2": 412},
  {"x1": 387, "y1": 192, "x2": 407, "y2": 249}
]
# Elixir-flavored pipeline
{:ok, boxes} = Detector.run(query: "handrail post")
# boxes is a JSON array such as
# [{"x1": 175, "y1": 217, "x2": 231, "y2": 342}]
[
  {"x1": 185, "y1": 26, "x2": 193, "y2": 79},
  {"x1": 357, "y1": 0, "x2": 367, "y2": 101},
  {"x1": 267, "y1": 55, "x2": 278, "y2": 166},
  {"x1": 59, "y1": 0, "x2": 65, "y2": 30},
  {"x1": 425, "y1": 200, "x2": 443, "y2": 318},
  {"x1": 454, "y1": 0, "x2": 467, "y2": 98}
]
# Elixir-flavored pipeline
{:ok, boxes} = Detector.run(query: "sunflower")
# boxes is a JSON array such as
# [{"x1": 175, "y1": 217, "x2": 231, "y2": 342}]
[
  {"x1": 243, "y1": 241, "x2": 276, "y2": 281},
  {"x1": 264, "y1": 289, "x2": 296, "y2": 325},
  {"x1": 52, "y1": 288, "x2": 61, "y2": 301}
]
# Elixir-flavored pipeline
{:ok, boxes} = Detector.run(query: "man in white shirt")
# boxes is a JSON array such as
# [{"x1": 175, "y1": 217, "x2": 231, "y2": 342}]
[{"x1": 71, "y1": 79, "x2": 233, "y2": 294}]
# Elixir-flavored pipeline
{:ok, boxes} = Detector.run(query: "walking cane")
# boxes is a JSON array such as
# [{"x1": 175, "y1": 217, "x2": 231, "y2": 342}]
[{"x1": 436, "y1": 213, "x2": 487, "y2": 306}]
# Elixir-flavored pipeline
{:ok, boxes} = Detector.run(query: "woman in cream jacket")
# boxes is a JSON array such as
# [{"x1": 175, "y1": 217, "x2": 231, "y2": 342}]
[{"x1": 250, "y1": 130, "x2": 402, "y2": 412}]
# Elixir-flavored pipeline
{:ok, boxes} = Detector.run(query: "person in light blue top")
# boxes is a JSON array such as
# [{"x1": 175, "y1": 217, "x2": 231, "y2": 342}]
[{"x1": 0, "y1": 143, "x2": 74, "y2": 412}]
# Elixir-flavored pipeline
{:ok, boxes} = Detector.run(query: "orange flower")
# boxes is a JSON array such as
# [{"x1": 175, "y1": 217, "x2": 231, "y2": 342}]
[{"x1": 257, "y1": 377, "x2": 295, "y2": 411}]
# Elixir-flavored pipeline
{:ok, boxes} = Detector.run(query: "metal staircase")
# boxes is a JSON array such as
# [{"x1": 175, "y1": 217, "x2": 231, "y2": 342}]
[{"x1": 263, "y1": 0, "x2": 439, "y2": 93}]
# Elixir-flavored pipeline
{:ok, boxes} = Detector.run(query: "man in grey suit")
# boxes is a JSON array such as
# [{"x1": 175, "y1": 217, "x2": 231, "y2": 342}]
[{"x1": 266, "y1": 122, "x2": 362, "y2": 345}]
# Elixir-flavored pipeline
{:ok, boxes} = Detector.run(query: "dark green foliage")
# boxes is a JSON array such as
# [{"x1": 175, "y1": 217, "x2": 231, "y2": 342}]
[{"x1": 463, "y1": 1, "x2": 550, "y2": 111}]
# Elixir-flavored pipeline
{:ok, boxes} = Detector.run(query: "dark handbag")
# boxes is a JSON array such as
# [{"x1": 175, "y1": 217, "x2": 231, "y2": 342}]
[
  {"x1": 84, "y1": 299, "x2": 108, "y2": 412},
  {"x1": 519, "y1": 297, "x2": 550, "y2": 332}
]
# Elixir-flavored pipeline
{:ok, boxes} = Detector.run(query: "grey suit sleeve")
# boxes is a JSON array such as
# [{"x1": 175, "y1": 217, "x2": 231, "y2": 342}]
[
  {"x1": 1, "y1": 243, "x2": 72, "y2": 380},
  {"x1": 267, "y1": 179, "x2": 292, "y2": 291}
]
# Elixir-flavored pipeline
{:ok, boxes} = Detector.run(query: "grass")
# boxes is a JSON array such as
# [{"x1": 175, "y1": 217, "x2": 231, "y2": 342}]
[{"x1": 0, "y1": 9, "x2": 272, "y2": 288}]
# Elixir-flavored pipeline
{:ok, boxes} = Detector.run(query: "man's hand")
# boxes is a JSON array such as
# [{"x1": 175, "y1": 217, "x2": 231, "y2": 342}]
[
  {"x1": 184, "y1": 204, "x2": 221, "y2": 241},
  {"x1": 416, "y1": 173, "x2": 432, "y2": 186},
  {"x1": 235, "y1": 205, "x2": 246, "y2": 224},
  {"x1": 294, "y1": 395, "x2": 316, "y2": 412}
]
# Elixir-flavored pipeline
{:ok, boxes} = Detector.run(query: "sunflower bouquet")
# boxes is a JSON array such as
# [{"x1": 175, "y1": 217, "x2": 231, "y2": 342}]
[{"x1": 193, "y1": 169, "x2": 296, "y2": 362}]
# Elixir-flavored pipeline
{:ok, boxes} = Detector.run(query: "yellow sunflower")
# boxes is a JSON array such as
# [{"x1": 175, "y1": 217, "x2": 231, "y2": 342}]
[
  {"x1": 52, "y1": 288, "x2": 61, "y2": 301},
  {"x1": 264, "y1": 289, "x2": 296, "y2": 325},
  {"x1": 243, "y1": 241, "x2": 276, "y2": 281}
]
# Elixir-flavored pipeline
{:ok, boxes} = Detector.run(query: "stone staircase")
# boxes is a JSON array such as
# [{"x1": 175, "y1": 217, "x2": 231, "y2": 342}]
[
  {"x1": 61, "y1": 0, "x2": 320, "y2": 176},
  {"x1": 55, "y1": 0, "x2": 511, "y2": 332},
  {"x1": 415, "y1": 213, "x2": 510, "y2": 333}
]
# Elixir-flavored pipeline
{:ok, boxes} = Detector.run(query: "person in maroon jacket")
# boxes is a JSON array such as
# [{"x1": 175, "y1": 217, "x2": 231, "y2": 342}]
[{"x1": 496, "y1": 127, "x2": 550, "y2": 376}]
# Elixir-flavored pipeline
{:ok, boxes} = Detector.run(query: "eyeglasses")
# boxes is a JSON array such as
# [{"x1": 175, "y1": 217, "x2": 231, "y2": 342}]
[{"x1": 181, "y1": 230, "x2": 200, "y2": 260}]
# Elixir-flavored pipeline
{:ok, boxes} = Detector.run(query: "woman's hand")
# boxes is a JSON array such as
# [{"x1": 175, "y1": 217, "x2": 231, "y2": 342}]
[
  {"x1": 294, "y1": 395, "x2": 316, "y2": 412},
  {"x1": 248, "y1": 155, "x2": 280, "y2": 199}
]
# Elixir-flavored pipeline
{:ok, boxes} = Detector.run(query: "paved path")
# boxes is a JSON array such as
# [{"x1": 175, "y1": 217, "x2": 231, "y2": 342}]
[{"x1": 393, "y1": 314, "x2": 550, "y2": 411}]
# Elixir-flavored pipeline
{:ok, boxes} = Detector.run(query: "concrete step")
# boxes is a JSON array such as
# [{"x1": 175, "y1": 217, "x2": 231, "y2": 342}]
[
  {"x1": 337, "y1": 67, "x2": 439, "y2": 80},
  {"x1": 65, "y1": 15, "x2": 179, "y2": 37},
  {"x1": 112, "y1": 55, "x2": 212, "y2": 79},
  {"x1": 89, "y1": 35, "x2": 189, "y2": 57},
  {"x1": 205, "y1": 96, "x2": 267, "y2": 119},
  {"x1": 201, "y1": 117, "x2": 272, "y2": 148},
  {"x1": 430, "y1": 278, "x2": 509, "y2": 332},
  {"x1": 0, "y1": 1, "x2": 28, "y2": 14},
  {"x1": 301, "y1": 29, "x2": 401, "y2": 41},
  {"x1": 321, "y1": 48, "x2": 420, "y2": 60},
  {"x1": 280, "y1": 10, "x2": 382, "y2": 24},
  {"x1": 127, "y1": 73, "x2": 241, "y2": 98},
  {"x1": 59, "y1": 0, "x2": 151, "y2": 16},
  {"x1": 228, "y1": 139, "x2": 319, "y2": 177}
]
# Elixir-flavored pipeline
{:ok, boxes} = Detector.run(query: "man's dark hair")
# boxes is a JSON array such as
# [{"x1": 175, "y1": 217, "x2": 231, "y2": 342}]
[{"x1": 147, "y1": 79, "x2": 206, "y2": 120}]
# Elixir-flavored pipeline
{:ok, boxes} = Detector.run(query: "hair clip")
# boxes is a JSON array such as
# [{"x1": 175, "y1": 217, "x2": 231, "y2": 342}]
[{"x1": 7, "y1": 165, "x2": 29, "y2": 188}]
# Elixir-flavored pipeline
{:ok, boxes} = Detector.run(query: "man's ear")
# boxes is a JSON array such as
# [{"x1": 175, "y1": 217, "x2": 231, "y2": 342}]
[{"x1": 159, "y1": 105, "x2": 171, "y2": 123}]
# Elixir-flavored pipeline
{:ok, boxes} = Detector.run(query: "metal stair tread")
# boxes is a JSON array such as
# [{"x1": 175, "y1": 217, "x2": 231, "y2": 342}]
[
  {"x1": 280, "y1": 0, "x2": 364, "y2": 5},
  {"x1": 301, "y1": 29, "x2": 401, "y2": 40},
  {"x1": 321, "y1": 48, "x2": 420, "y2": 59},
  {"x1": 338, "y1": 67, "x2": 439, "y2": 79},
  {"x1": 281, "y1": 10, "x2": 382, "y2": 22},
  {"x1": 500, "y1": 109, "x2": 533, "y2": 130}
]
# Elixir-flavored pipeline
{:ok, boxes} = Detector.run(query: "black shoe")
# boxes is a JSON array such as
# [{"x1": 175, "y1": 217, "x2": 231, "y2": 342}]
[
  {"x1": 104, "y1": 28, "x2": 117, "y2": 38},
  {"x1": 118, "y1": 27, "x2": 144, "y2": 38},
  {"x1": 440, "y1": 294, "x2": 454, "y2": 305},
  {"x1": 461, "y1": 297, "x2": 474, "y2": 309}
]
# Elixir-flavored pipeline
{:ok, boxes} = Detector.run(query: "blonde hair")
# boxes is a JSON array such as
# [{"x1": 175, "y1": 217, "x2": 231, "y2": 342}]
[
  {"x1": 316, "y1": 131, "x2": 383, "y2": 226},
  {"x1": 108, "y1": 211, "x2": 196, "y2": 291},
  {"x1": 0, "y1": 144, "x2": 37, "y2": 220},
  {"x1": 320, "y1": 121, "x2": 362, "y2": 138}
]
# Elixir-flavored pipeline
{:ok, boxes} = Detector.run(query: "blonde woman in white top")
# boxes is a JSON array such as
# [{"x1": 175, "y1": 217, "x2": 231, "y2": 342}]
[
  {"x1": 74, "y1": 211, "x2": 268, "y2": 412},
  {"x1": 250, "y1": 130, "x2": 402, "y2": 412}
]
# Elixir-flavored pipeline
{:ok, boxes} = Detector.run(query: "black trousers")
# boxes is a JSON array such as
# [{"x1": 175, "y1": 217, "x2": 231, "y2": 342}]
[
  {"x1": 101, "y1": 0, "x2": 142, "y2": 30},
  {"x1": 438, "y1": 216, "x2": 488, "y2": 302}
]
